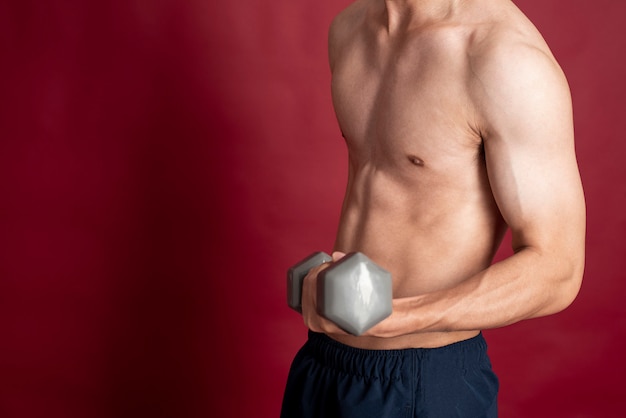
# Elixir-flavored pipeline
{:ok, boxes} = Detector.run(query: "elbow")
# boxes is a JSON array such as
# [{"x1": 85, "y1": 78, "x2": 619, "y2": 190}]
[
  {"x1": 545, "y1": 255, "x2": 585, "y2": 315},
  {"x1": 552, "y1": 272, "x2": 583, "y2": 314}
]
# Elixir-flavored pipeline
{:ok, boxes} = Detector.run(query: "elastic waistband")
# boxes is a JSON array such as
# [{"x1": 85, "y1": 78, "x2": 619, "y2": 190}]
[
  {"x1": 303, "y1": 331, "x2": 488, "y2": 381},
  {"x1": 308, "y1": 331, "x2": 487, "y2": 355}
]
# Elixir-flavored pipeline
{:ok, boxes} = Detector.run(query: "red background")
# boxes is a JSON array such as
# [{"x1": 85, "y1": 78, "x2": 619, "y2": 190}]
[{"x1": 0, "y1": 1, "x2": 624, "y2": 417}]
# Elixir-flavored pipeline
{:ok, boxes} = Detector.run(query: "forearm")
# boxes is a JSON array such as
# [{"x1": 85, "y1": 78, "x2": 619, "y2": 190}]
[{"x1": 372, "y1": 247, "x2": 583, "y2": 338}]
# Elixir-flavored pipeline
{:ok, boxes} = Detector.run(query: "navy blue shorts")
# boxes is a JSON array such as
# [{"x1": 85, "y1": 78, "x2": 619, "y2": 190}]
[{"x1": 281, "y1": 332, "x2": 499, "y2": 418}]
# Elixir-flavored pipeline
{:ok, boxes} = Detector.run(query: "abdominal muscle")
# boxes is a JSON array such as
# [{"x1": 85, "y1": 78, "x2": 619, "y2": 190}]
[{"x1": 326, "y1": 160, "x2": 507, "y2": 349}]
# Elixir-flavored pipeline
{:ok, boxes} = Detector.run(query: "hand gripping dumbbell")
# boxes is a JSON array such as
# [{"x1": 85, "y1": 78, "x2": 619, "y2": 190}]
[{"x1": 287, "y1": 252, "x2": 393, "y2": 336}]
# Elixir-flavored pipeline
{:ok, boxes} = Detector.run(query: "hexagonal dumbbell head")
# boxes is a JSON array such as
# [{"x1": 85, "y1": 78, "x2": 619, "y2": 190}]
[
  {"x1": 287, "y1": 252, "x2": 332, "y2": 313},
  {"x1": 317, "y1": 252, "x2": 392, "y2": 336}
]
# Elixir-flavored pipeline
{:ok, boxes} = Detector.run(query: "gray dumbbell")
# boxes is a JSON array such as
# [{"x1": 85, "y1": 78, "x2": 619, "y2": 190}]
[
  {"x1": 287, "y1": 251, "x2": 332, "y2": 313},
  {"x1": 287, "y1": 252, "x2": 392, "y2": 336}
]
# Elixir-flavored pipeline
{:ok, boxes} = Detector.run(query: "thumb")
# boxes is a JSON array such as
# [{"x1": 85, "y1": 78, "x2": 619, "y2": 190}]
[{"x1": 331, "y1": 251, "x2": 346, "y2": 261}]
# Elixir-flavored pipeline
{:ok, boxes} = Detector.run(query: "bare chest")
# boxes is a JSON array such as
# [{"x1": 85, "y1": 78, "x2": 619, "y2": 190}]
[{"x1": 331, "y1": 32, "x2": 481, "y2": 169}]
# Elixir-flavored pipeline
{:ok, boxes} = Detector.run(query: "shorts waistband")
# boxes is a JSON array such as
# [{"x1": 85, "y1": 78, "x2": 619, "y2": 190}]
[{"x1": 303, "y1": 331, "x2": 488, "y2": 381}]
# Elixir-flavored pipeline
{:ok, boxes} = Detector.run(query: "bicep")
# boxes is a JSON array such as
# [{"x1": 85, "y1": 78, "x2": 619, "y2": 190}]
[{"x1": 476, "y1": 47, "x2": 585, "y2": 255}]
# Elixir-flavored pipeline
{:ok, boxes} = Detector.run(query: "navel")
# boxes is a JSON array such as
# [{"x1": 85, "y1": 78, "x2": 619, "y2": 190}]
[{"x1": 407, "y1": 155, "x2": 425, "y2": 167}]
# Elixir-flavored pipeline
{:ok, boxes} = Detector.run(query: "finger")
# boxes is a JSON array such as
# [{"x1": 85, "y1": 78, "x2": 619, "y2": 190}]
[
  {"x1": 309, "y1": 313, "x2": 349, "y2": 336},
  {"x1": 307, "y1": 260, "x2": 333, "y2": 277}
]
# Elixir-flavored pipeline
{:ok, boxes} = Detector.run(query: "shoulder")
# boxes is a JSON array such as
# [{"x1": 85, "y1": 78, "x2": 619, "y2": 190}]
[
  {"x1": 466, "y1": 15, "x2": 571, "y2": 137},
  {"x1": 329, "y1": 0, "x2": 370, "y2": 36},
  {"x1": 470, "y1": 21, "x2": 564, "y2": 86},
  {"x1": 328, "y1": 0, "x2": 371, "y2": 70}
]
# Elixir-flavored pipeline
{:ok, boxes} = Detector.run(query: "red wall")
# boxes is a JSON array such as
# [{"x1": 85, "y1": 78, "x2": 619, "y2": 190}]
[{"x1": 0, "y1": 1, "x2": 624, "y2": 417}]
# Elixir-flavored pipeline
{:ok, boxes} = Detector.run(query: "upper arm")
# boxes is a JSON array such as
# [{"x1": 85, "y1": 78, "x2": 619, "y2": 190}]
[{"x1": 471, "y1": 40, "x2": 585, "y2": 273}]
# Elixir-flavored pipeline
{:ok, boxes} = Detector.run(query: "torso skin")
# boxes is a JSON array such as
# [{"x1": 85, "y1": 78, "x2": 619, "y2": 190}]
[{"x1": 300, "y1": 0, "x2": 586, "y2": 349}]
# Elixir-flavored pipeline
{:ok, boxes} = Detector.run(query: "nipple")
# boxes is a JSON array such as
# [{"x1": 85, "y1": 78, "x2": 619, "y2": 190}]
[{"x1": 408, "y1": 155, "x2": 425, "y2": 167}]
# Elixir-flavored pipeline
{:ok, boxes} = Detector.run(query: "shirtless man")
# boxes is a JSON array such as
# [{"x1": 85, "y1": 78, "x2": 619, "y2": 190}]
[{"x1": 281, "y1": 0, "x2": 585, "y2": 416}]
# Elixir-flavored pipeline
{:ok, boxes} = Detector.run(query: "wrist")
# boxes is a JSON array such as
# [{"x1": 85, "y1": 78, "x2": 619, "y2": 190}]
[{"x1": 365, "y1": 295, "x2": 421, "y2": 338}]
